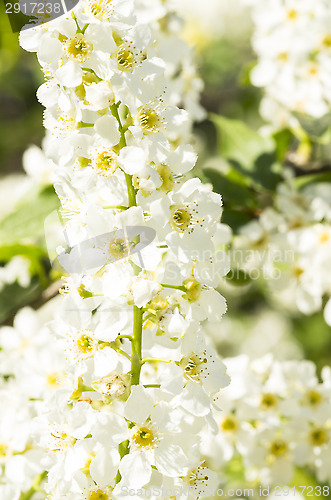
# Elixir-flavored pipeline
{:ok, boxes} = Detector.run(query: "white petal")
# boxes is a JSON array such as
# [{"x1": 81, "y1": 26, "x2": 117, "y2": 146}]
[
  {"x1": 37, "y1": 36, "x2": 63, "y2": 64},
  {"x1": 154, "y1": 441, "x2": 189, "y2": 477},
  {"x1": 124, "y1": 385, "x2": 153, "y2": 423},
  {"x1": 94, "y1": 115, "x2": 121, "y2": 147},
  {"x1": 199, "y1": 289, "x2": 227, "y2": 321},
  {"x1": 90, "y1": 447, "x2": 120, "y2": 487},
  {"x1": 176, "y1": 382, "x2": 210, "y2": 416},
  {"x1": 119, "y1": 451, "x2": 151, "y2": 488},
  {"x1": 118, "y1": 147, "x2": 147, "y2": 175},
  {"x1": 55, "y1": 61, "x2": 83, "y2": 87},
  {"x1": 132, "y1": 279, "x2": 160, "y2": 308}
]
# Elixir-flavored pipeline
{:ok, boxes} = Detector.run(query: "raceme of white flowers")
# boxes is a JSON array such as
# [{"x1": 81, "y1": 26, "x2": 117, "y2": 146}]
[
  {"x1": 233, "y1": 171, "x2": 331, "y2": 325},
  {"x1": 204, "y1": 354, "x2": 331, "y2": 489},
  {"x1": 244, "y1": 0, "x2": 331, "y2": 128},
  {"x1": 13, "y1": 0, "x2": 233, "y2": 498}
]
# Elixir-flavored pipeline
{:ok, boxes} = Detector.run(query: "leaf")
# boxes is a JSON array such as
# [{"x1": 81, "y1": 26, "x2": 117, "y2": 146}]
[
  {"x1": 225, "y1": 268, "x2": 252, "y2": 286},
  {"x1": 293, "y1": 111, "x2": 331, "y2": 140},
  {"x1": 0, "y1": 244, "x2": 47, "y2": 263},
  {"x1": 222, "y1": 208, "x2": 253, "y2": 233},
  {"x1": 0, "y1": 278, "x2": 42, "y2": 325},
  {"x1": 294, "y1": 171, "x2": 331, "y2": 191},
  {"x1": 0, "y1": 186, "x2": 60, "y2": 246},
  {"x1": 253, "y1": 153, "x2": 283, "y2": 191},
  {"x1": 273, "y1": 128, "x2": 293, "y2": 162},
  {"x1": 212, "y1": 114, "x2": 275, "y2": 171},
  {"x1": 204, "y1": 168, "x2": 258, "y2": 209}
]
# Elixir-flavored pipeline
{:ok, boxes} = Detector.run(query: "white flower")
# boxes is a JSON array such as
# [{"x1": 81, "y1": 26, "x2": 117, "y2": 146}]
[{"x1": 118, "y1": 386, "x2": 193, "y2": 489}]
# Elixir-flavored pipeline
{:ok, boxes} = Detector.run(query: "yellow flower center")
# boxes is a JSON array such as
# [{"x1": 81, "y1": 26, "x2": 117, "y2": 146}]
[
  {"x1": 88, "y1": 488, "x2": 111, "y2": 500},
  {"x1": 137, "y1": 107, "x2": 160, "y2": 133},
  {"x1": 287, "y1": 9, "x2": 297, "y2": 20},
  {"x1": 47, "y1": 372, "x2": 61, "y2": 388},
  {"x1": 170, "y1": 205, "x2": 192, "y2": 232},
  {"x1": 221, "y1": 416, "x2": 238, "y2": 432},
  {"x1": 156, "y1": 164, "x2": 174, "y2": 193},
  {"x1": 188, "y1": 467, "x2": 209, "y2": 486},
  {"x1": 305, "y1": 389, "x2": 322, "y2": 407},
  {"x1": 0, "y1": 443, "x2": 9, "y2": 461},
  {"x1": 77, "y1": 333, "x2": 95, "y2": 354},
  {"x1": 278, "y1": 52, "x2": 288, "y2": 62},
  {"x1": 86, "y1": 0, "x2": 114, "y2": 20},
  {"x1": 322, "y1": 34, "x2": 331, "y2": 48},
  {"x1": 117, "y1": 45, "x2": 136, "y2": 72},
  {"x1": 108, "y1": 238, "x2": 130, "y2": 260},
  {"x1": 310, "y1": 428, "x2": 328, "y2": 446},
  {"x1": 260, "y1": 393, "x2": 277, "y2": 410},
  {"x1": 319, "y1": 232, "x2": 330, "y2": 244},
  {"x1": 182, "y1": 277, "x2": 202, "y2": 302},
  {"x1": 64, "y1": 34, "x2": 93, "y2": 63},
  {"x1": 92, "y1": 149, "x2": 118, "y2": 176},
  {"x1": 269, "y1": 439, "x2": 287, "y2": 457},
  {"x1": 131, "y1": 426, "x2": 157, "y2": 449},
  {"x1": 181, "y1": 354, "x2": 207, "y2": 383},
  {"x1": 49, "y1": 429, "x2": 76, "y2": 452},
  {"x1": 308, "y1": 63, "x2": 319, "y2": 76},
  {"x1": 293, "y1": 265, "x2": 304, "y2": 279}
]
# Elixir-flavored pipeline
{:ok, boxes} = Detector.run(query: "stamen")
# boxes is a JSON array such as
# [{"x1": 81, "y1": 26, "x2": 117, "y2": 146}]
[
  {"x1": 64, "y1": 34, "x2": 93, "y2": 63},
  {"x1": 130, "y1": 425, "x2": 158, "y2": 449}
]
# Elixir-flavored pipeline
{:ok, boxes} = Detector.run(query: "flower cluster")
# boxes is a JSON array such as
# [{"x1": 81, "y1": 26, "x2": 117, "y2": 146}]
[
  {"x1": 233, "y1": 172, "x2": 331, "y2": 324},
  {"x1": 17, "y1": 1, "x2": 230, "y2": 498},
  {"x1": 0, "y1": 304, "x2": 65, "y2": 500},
  {"x1": 203, "y1": 354, "x2": 331, "y2": 487},
  {"x1": 244, "y1": 0, "x2": 331, "y2": 128}
]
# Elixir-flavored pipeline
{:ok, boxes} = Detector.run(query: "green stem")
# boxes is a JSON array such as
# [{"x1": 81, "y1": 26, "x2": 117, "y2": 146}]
[
  {"x1": 142, "y1": 358, "x2": 172, "y2": 365},
  {"x1": 78, "y1": 122, "x2": 94, "y2": 128},
  {"x1": 102, "y1": 205, "x2": 129, "y2": 210},
  {"x1": 161, "y1": 283, "x2": 186, "y2": 292},
  {"x1": 125, "y1": 173, "x2": 137, "y2": 207},
  {"x1": 131, "y1": 305, "x2": 143, "y2": 386},
  {"x1": 110, "y1": 102, "x2": 127, "y2": 149},
  {"x1": 81, "y1": 384, "x2": 95, "y2": 392},
  {"x1": 110, "y1": 101, "x2": 143, "y2": 387},
  {"x1": 109, "y1": 343, "x2": 131, "y2": 361},
  {"x1": 114, "y1": 439, "x2": 130, "y2": 485},
  {"x1": 19, "y1": 472, "x2": 47, "y2": 500}
]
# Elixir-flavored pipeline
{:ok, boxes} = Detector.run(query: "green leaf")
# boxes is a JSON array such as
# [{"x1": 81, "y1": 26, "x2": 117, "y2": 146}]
[
  {"x1": 0, "y1": 186, "x2": 59, "y2": 246},
  {"x1": 204, "y1": 168, "x2": 258, "y2": 209},
  {"x1": 253, "y1": 153, "x2": 283, "y2": 191},
  {"x1": 294, "y1": 171, "x2": 331, "y2": 191},
  {"x1": 222, "y1": 209, "x2": 253, "y2": 233},
  {"x1": 212, "y1": 114, "x2": 275, "y2": 171},
  {"x1": 0, "y1": 277, "x2": 42, "y2": 325},
  {"x1": 273, "y1": 128, "x2": 293, "y2": 162},
  {"x1": 225, "y1": 268, "x2": 252, "y2": 286},
  {"x1": 0, "y1": 244, "x2": 47, "y2": 263},
  {"x1": 293, "y1": 111, "x2": 331, "y2": 140}
]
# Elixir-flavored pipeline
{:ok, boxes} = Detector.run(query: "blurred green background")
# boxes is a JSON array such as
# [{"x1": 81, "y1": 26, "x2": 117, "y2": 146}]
[{"x1": 0, "y1": 6, "x2": 43, "y2": 176}]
